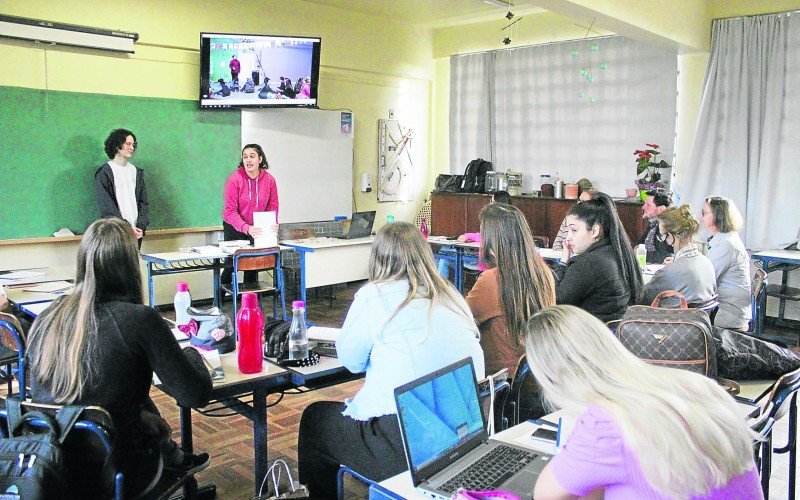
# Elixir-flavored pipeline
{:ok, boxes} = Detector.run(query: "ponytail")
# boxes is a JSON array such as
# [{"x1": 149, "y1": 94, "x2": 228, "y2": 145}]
[{"x1": 568, "y1": 193, "x2": 642, "y2": 304}]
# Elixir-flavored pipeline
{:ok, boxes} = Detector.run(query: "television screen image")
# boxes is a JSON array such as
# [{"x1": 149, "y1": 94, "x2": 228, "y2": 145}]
[{"x1": 200, "y1": 33, "x2": 321, "y2": 109}]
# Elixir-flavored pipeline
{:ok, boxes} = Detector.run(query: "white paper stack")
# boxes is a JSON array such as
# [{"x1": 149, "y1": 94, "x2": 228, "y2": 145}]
[{"x1": 253, "y1": 211, "x2": 278, "y2": 247}]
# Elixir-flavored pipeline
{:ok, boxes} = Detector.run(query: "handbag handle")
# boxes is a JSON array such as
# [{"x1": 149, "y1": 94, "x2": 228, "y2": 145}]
[{"x1": 651, "y1": 290, "x2": 688, "y2": 309}]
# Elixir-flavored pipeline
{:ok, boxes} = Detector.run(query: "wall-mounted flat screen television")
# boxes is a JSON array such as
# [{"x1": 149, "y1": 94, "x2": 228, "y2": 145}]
[{"x1": 199, "y1": 32, "x2": 321, "y2": 109}]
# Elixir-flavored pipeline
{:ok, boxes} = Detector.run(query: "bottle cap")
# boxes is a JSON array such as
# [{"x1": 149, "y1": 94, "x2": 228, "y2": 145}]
[
  {"x1": 292, "y1": 300, "x2": 305, "y2": 309},
  {"x1": 242, "y1": 292, "x2": 259, "y2": 308},
  {"x1": 176, "y1": 282, "x2": 189, "y2": 292}
]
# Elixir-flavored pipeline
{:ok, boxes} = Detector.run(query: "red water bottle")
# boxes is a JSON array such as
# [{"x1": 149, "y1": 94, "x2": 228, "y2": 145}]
[
  {"x1": 237, "y1": 292, "x2": 264, "y2": 374},
  {"x1": 420, "y1": 217, "x2": 430, "y2": 238}
]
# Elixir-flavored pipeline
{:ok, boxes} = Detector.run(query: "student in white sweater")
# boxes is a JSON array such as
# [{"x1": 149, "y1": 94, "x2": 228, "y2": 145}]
[{"x1": 701, "y1": 196, "x2": 752, "y2": 330}]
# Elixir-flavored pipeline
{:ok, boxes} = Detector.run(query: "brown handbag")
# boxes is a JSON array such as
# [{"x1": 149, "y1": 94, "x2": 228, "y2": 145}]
[{"x1": 616, "y1": 291, "x2": 717, "y2": 377}]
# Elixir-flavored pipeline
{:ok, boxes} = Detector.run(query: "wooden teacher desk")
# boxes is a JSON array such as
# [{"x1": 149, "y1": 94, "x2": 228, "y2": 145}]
[{"x1": 280, "y1": 236, "x2": 374, "y2": 305}]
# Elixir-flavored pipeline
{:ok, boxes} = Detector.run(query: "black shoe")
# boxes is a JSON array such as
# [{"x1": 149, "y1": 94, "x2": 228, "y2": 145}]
[{"x1": 167, "y1": 452, "x2": 210, "y2": 476}]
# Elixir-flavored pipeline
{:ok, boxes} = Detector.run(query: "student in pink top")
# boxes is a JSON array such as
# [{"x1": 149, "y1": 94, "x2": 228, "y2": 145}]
[
  {"x1": 525, "y1": 305, "x2": 763, "y2": 500},
  {"x1": 221, "y1": 143, "x2": 279, "y2": 285}
]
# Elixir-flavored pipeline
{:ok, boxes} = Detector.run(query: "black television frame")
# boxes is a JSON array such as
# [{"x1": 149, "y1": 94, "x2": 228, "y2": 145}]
[{"x1": 199, "y1": 32, "x2": 321, "y2": 109}]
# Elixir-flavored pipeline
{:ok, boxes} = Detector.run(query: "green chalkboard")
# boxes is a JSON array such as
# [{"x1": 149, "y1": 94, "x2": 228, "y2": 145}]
[{"x1": 0, "y1": 86, "x2": 241, "y2": 240}]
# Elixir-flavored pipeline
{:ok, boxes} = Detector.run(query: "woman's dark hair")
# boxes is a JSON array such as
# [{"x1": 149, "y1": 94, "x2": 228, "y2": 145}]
[
  {"x1": 491, "y1": 191, "x2": 512, "y2": 205},
  {"x1": 104, "y1": 129, "x2": 136, "y2": 159},
  {"x1": 568, "y1": 192, "x2": 642, "y2": 304},
  {"x1": 238, "y1": 143, "x2": 269, "y2": 170}
]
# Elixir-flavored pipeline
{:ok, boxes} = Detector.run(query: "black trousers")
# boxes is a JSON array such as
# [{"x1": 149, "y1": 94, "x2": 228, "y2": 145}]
[
  {"x1": 221, "y1": 222, "x2": 258, "y2": 285},
  {"x1": 298, "y1": 401, "x2": 407, "y2": 499}
]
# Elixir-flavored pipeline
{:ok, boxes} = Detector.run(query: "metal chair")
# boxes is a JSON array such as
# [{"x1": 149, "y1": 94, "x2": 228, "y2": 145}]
[
  {"x1": 751, "y1": 266, "x2": 769, "y2": 338},
  {"x1": 758, "y1": 367, "x2": 800, "y2": 499},
  {"x1": 0, "y1": 399, "x2": 125, "y2": 500},
  {"x1": 336, "y1": 465, "x2": 404, "y2": 500},
  {"x1": 477, "y1": 368, "x2": 510, "y2": 434},
  {"x1": 0, "y1": 314, "x2": 26, "y2": 399},
  {"x1": 220, "y1": 247, "x2": 287, "y2": 335},
  {"x1": 750, "y1": 402, "x2": 776, "y2": 495},
  {"x1": 764, "y1": 242, "x2": 800, "y2": 334},
  {"x1": 501, "y1": 355, "x2": 547, "y2": 428}
]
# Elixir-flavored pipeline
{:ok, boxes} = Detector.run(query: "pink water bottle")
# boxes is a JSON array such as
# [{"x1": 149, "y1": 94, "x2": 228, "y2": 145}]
[
  {"x1": 237, "y1": 292, "x2": 264, "y2": 374},
  {"x1": 420, "y1": 217, "x2": 430, "y2": 238}
]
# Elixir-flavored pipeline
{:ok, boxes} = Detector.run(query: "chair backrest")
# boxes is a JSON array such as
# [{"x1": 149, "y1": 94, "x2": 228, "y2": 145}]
[
  {"x1": 0, "y1": 399, "x2": 121, "y2": 499},
  {"x1": 233, "y1": 246, "x2": 279, "y2": 271},
  {"x1": 477, "y1": 368, "x2": 510, "y2": 435},
  {"x1": 764, "y1": 367, "x2": 800, "y2": 422},
  {"x1": 0, "y1": 314, "x2": 26, "y2": 399},
  {"x1": 502, "y1": 355, "x2": 535, "y2": 428}
]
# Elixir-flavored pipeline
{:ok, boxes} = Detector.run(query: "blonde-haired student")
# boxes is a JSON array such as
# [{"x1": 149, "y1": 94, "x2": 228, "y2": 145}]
[
  {"x1": 298, "y1": 222, "x2": 484, "y2": 498},
  {"x1": 525, "y1": 305, "x2": 762, "y2": 499}
]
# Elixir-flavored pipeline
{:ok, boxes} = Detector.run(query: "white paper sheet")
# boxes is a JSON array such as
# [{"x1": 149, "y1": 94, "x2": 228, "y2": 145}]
[
  {"x1": 1, "y1": 270, "x2": 45, "y2": 280},
  {"x1": 308, "y1": 326, "x2": 341, "y2": 342},
  {"x1": 22, "y1": 281, "x2": 74, "y2": 293},
  {"x1": 253, "y1": 211, "x2": 278, "y2": 247}
]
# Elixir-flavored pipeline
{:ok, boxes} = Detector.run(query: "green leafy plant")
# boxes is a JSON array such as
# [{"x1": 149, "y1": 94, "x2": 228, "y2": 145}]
[{"x1": 634, "y1": 143, "x2": 670, "y2": 188}]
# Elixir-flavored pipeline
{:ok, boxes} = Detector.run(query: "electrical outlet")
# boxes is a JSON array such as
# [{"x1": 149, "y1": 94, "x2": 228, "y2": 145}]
[{"x1": 388, "y1": 109, "x2": 395, "y2": 119}]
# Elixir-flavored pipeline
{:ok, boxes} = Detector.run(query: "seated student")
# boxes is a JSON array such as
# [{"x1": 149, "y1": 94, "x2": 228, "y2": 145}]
[
  {"x1": 701, "y1": 196, "x2": 752, "y2": 330},
  {"x1": 298, "y1": 222, "x2": 484, "y2": 498},
  {"x1": 555, "y1": 193, "x2": 643, "y2": 322},
  {"x1": 437, "y1": 190, "x2": 513, "y2": 280},
  {"x1": 26, "y1": 218, "x2": 212, "y2": 497},
  {"x1": 639, "y1": 188, "x2": 675, "y2": 264},
  {"x1": 552, "y1": 188, "x2": 596, "y2": 251},
  {"x1": 526, "y1": 305, "x2": 763, "y2": 499},
  {"x1": 641, "y1": 204, "x2": 717, "y2": 307},
  {"x1": 214, "y1": 78, "x2": 231, "y2": 97},
  {"x1": 466, "y1": 203, "x2": 555, "y2": 376}
]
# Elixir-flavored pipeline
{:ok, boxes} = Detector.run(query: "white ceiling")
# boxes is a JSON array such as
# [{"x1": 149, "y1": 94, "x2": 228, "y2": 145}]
[{"x1": 301, "y1": 0, "x2": 546, "y2": 28}]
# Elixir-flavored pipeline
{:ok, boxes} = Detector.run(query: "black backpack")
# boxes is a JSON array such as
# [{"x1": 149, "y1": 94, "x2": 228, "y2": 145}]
[
  {"x1": 264, "y1": 318, "x2": 292, "y2": 358},
  {"x1": 0, "y1": 397, "x2": 85, "y2": 500},
  {"x1": 461, "y1": 158, "x2": 493, "y2": 193}
]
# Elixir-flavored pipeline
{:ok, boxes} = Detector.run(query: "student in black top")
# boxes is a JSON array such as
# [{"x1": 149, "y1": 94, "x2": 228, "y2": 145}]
[
  {"x1": 27, "y1": 218, "x2": 213, "y2": 497},
  {"x1": 555, "y1": 192, "x2": 643, "y2": 321},
  {"x1": 638, "y1": 188, "x2": 674, "y2": 263}
]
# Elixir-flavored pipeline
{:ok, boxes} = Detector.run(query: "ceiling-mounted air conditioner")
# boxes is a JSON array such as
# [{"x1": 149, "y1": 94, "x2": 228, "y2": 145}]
[{"x1": 0, "y1": 14, "x2": 138, "y2": 53}]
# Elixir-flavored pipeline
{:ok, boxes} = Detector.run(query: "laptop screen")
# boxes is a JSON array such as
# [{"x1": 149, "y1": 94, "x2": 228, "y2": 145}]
[
  {"x1": 348, "y1": 211, "x2": 375, "y2": 237},
  {"x1": 394, "y1": 358, "x2": 486, "y2": 478}
]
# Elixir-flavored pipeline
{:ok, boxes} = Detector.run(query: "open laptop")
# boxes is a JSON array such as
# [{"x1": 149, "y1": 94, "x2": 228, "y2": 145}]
[
  {"x1": 336, "y1": 211, "x2": 376, "y2": 239},
  {"x1": 394, "y1": 358, "x2": 551, "y2": 499}
]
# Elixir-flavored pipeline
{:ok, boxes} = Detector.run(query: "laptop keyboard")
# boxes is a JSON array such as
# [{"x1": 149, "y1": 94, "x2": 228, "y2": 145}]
[{"x1": 439, "y1": 445, "x2": 538, "y2": 493}]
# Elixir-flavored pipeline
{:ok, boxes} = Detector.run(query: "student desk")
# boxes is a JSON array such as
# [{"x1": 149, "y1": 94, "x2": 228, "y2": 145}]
[
  {"x1": 164, "y1": 352, "x2": 361, "y2": 497},
  {"x1": 18, "y1": 301, "x2": 53, "y2": 318},
  {"x1": 280, "y1": 237, "x2": 374, "y2": 305},
  {"x1": 0, "y1": 266, "x2": 75, "y2": 286},
  {"x1": 140, "y1": 249, "x2": 229, "y2": 308},
  {"x1": 752, "y1": 248, "x2": 800, "y2": 330}
]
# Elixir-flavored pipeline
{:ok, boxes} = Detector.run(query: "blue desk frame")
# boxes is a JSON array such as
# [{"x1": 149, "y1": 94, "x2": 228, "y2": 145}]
[
  {"x1": 752, "y1": 249, "x2": 800, "y2": 334},
  {"x1": 140, "y1": 252, "x2": 227, "y2": 308}
]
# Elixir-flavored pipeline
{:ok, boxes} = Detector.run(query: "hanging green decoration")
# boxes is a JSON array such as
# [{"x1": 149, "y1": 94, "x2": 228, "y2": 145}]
[
  {"x1": 589, "y1": 96, "x2": 596, "y2": 103},
  {"x1": 590, "y1": 43, "x2": 599, "y2": 51},
  {"x1": 600, "y1": 62, "x2": 608, "y2": 70},
  {"x1": 571, "y1": 50, "x2": 579, "y2": 57}
]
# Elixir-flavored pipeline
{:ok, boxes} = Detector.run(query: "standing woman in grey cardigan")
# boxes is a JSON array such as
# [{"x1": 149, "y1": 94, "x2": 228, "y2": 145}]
[
  {"x1": 701, "y1": 196, "x2": 752, "y2": 330},
  {"x1": 95, "y1": 129, "x2": 149, "y2": 245},
  {"x1": 641, "y1": 205, "x2": 717, "y2": 307}
]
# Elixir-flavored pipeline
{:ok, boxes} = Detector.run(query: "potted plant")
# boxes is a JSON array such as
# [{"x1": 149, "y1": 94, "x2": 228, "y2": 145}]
[{"x1": 634, "y1": 143, "x2": 670, "y2": 200}]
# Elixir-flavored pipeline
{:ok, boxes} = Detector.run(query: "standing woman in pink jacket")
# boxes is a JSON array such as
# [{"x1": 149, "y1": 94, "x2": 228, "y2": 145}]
[{"x1": 221, "y1": 143, "x2": 279, "y2": 285}]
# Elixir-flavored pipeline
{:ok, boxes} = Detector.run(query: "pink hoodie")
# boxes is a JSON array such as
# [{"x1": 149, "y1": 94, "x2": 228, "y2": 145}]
[{"x1": 222, "y1": 167, "x2": 279, "y2": 234}]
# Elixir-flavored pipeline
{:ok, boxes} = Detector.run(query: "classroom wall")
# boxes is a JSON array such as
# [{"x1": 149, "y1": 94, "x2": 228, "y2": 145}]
[{"x1": 0, "y1": 0, "x2": 434, "y2": 302}]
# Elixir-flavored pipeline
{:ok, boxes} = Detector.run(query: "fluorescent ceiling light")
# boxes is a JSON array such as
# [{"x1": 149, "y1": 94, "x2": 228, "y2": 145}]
[
  {"x1": 0, "y1": 14, "x2": 138, "y2": 53},
  {"x1": 484, "y1": 0, "x2": 513, "y2": 7}
]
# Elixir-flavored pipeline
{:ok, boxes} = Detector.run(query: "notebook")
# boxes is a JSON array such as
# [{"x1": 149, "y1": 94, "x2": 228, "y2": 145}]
[
  {"x1": 394, "y1": 358, "x2": 551, "y2": 499},
  {"x1": 336, "y1": 211, "x2": 376, "y2": 239}
]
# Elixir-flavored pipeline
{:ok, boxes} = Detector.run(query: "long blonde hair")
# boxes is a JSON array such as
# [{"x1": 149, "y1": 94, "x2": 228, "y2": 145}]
[
  {"x1": 525, "y1": 305, "x2": 756, "y2": 497},
  {"x1": 479, "y1": 203, "x2": 555, "y2": 345},
  {"x1": 28, "y1": 218, "x2": 143, "y2": 402},
  {"x1": 369, "y1": 222, "x2": 472, "y2": 328}
]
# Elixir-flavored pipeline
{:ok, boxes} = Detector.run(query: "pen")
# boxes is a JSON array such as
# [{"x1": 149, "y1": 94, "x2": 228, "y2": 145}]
[{"x1": 555, "y1": 417, "x2": 562, "y2": 449}]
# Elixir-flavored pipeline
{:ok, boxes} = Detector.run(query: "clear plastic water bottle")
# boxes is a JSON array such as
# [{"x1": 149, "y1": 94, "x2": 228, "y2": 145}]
[
  {"x1": 636, "y1": 244, "x2": 647, "y2": 269},
  {"x1": 174, "y1": 282, "x2": 192, "y2": 327},
  {"x1": 237, "y1": 292, "x2": 264, "y2": 374},
  {"x1": 288, "y1": 300, "x2": 309, "y2": 360}
]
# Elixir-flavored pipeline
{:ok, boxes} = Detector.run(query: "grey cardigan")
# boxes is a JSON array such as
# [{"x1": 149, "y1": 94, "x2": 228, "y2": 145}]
[{"x1": 641, "y1": 246, "x2": 717, "y2": 307}]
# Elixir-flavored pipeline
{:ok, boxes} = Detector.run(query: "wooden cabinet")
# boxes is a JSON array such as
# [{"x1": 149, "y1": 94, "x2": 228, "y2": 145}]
[{"x1": 430, "y1": 192, "x2": 646, "y2": 246}]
